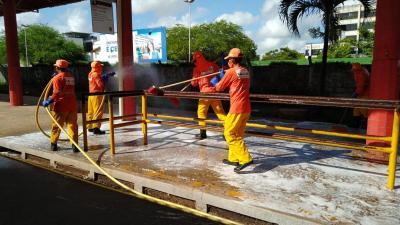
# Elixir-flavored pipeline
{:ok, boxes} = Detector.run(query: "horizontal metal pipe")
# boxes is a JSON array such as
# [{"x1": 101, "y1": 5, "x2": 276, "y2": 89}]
[
  {"x1": 86, "y1": 114, "x2": 142, "y2": 124},
  {"x1": 113, "y1": 120, "x2": 144, "y2": 129},
  {"x1": 148, "y1": 113, "x2": 390, "y2": 142},
  {"x1": 147, "y1": 119, "x2": 392, "y2": 154},
  {"x1": 162, "y1": 91, "x2": 400, "y2": 110}
]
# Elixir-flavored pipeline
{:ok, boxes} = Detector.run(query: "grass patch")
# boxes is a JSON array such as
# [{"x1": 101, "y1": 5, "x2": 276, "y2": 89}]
[{"x1": 251, "y1": 57, "x2": 372, "y2": 66}]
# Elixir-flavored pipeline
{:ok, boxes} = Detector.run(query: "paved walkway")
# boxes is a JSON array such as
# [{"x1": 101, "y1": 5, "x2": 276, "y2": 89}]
[{"x1": 0, "y1": 95, "x2": 399, "y2": 225}]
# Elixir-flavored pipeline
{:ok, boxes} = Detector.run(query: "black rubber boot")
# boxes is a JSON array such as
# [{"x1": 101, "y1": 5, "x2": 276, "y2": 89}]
[
  {"x1": 51, "y1": 143, "x2": 58, "y2": 151},
  {"x1": 234, "y1": 160, "x2": 254, "y2": 173},
  {"x1": 222, "y1": 159, "x2": 239, "y2": 166},
  {"x1": 72, "y1": 145, "x2": 79, "y2": 153},
  {"x1": 93, "y1": 128, "x2": 106, "y2": 135},
  {"x1": 196, "y1": 129, "x2": 207, "y2": 140},
  {"x1": 88, "y1": 128, "x2": 94, "y2": 132}
]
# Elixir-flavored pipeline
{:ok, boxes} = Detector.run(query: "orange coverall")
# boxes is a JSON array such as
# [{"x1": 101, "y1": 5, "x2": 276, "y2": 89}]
[
  {"x1": 191, "y1": 51, "x2": 226, "y2": 128},
  {"x1": 353, "y1": 67, "x2": 370, "y2": 117},
  {"x1": 50, "y1": 72, "x2": 78, "y2": 144},
  {"x1": 204, "y1": 65, "x2": 252, "y2": 165},
  {"x1": 87, "y1": 66, "x2": 105, "y2": 129}
]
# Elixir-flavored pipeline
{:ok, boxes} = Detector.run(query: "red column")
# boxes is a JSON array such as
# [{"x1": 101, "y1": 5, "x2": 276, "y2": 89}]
[
  {"x1": 367, "y1": 0, "x2": 400, "y2": 159},
  {"x1": 3, "y1": 0, "x2": 23, "y2": 106},
  {"x1": 117, "y1": 0, "x2": 135, "y2": 116}
]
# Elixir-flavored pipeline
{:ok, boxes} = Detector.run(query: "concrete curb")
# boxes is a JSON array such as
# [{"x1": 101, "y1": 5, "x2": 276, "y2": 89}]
[{"x1": 0, "y1": 140, "x2": 324, "y2": 225}]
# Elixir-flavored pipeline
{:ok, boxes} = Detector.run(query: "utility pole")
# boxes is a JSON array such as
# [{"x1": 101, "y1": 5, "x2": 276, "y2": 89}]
[{"x1": 184, "y1": 0, "x2": 195, "y2": 62}]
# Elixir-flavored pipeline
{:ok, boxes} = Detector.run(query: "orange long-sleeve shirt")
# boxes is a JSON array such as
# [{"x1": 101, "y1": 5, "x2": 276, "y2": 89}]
[
  {"x1": 88, "y1": 67, "x2": 105, "y2": 93},
  {"x1": 51, "y1": 72, "x2": 77, "y2": 112},
  {"x1": 353, "y1": 68, "x2": 370, "y2": 98},
  {"x1": 204, "y1": 65, "x2": 251, "y2": 114}
]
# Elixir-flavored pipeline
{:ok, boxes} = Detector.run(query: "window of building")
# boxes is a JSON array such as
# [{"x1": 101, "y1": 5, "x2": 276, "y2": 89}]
[
  {"x1": 338, "y1": 11, "x2": 358, "y2": 20},
  {"x1": 340, "y1": 23, "x2": 358, "y2": 31}
]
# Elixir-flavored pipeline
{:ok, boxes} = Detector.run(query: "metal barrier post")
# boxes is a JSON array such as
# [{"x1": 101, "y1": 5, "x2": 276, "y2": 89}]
[
  {"x1": 108, "y1": 95, "x2": 115, "y2": 155},
  {"x1": 388, "y1": 109, "x2": 399, "y2": 190},
  {"x1": 81, "y1": 93, "x2": 88, "y2": 151},
  {"x1": 141, "y1": 95, "x2": 148, "y2": 145}
]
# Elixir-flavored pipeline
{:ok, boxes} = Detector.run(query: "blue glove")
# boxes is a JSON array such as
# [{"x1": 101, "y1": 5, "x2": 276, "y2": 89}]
[
  {"x1": 42, "y1": 98, "x2": 54, "y2": 107},
  {"x1": 101, "y1": 74, "x2": 109, "y2": 82},
  {"x1": 210, "y1": 77, "x2": 219, "y2": 87},
  {"x1": 218, "y1": 69, "x2": 225, "y2": 80}
]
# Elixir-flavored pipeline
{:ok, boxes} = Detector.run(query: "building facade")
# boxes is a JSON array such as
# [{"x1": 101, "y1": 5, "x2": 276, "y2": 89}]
[{"x1": 337, "y1": 2, "x2": 376, "y2": 41}]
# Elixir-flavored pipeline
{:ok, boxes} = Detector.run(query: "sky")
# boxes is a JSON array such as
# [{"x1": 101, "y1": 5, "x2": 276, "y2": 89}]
[{"x1": 0, "y1": 0, "x2": 362, "y2": 56}]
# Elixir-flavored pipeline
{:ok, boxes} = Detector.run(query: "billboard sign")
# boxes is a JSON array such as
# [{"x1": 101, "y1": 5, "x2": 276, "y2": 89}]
[
  {"x1": 92, "y1": 27, "x2": 167, "y2": 64},
  {"x1": 90, "y1": 0, "x2": 114, "y2": 34}
]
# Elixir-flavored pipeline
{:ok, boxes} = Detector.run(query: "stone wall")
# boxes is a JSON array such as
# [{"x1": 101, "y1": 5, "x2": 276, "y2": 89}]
[{"x1": 0, "y1": 63, "x2": 360, "y2": 122}]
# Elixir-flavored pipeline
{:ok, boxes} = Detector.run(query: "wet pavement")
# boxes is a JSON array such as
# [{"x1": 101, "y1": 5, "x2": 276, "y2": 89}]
[
  {"x1": 1, "y1": 122, "x2": 399, "y2": 225},
  {"x1": 0, "y1": 156, "x2": 219, "y2": 225}
]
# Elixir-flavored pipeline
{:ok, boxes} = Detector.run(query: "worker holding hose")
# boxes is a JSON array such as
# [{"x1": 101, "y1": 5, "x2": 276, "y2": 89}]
[
  {"x1": 204, "y1": 48, "x2": 253, "y2": 172},
  {"x1": 42, "y1": 59, "x2": 79, "y2": 152},
  {"x1": 87, "y1": 61, "x2": 115, "y2": 135},
  {"x1": 191, "y1": 51, "x2": 226, "y2": 139}
]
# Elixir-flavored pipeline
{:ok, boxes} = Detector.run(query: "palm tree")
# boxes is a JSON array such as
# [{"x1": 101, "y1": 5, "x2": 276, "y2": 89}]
[{"x1": 279, "y1": 0, "x2": 373, "y2": 95}]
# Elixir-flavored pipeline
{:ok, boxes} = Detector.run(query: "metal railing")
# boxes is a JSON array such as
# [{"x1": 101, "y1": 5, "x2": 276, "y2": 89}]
[{"x1": 81, "y1": 90, "x2": 399, "y2": 190}]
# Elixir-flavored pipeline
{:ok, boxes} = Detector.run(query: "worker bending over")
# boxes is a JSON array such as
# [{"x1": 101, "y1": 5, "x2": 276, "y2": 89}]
[
  {"x1": 191, "y1": 51, "x2": 226, "y2": 139},
  {"x1": 42, "y1": 59, "x2": 79, "y2": 152},
  {"x1": 205, "y1": 48, "x2": 253, "y2": 172},
  {"x1": 87, "y1": 61, "x2": 115, "y2": 135}
]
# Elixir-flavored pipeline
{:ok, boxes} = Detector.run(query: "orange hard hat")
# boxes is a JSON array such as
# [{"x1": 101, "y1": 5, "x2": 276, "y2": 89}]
[
  {"x1": 91, "y1": 61, "x2": 103, "y2": 68},
  {"x1": 224, "y1": 48, "x2": 243, "y2": 59},
  {"x1": 352, "y1": 63, "x2": 362, "y2": 71},
  {"x1": 54, "y1": 59, "x2": 69, "y2": 68}
]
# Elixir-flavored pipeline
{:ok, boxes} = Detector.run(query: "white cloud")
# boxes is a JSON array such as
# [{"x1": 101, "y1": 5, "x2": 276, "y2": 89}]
[
  {"x1": 258, "y1": 17, "x2": 289, "y2": 38},
  {"x1": 50, "y1": 1, "x2": 90, "y2": 33},
  {"x1": 132, "y1": 0, "x2": 186, "y2": 16},
  {"x1": 0, "y1": 12, "x2": 41, "y2": 31},
  {"x1": 215, "y1": 11, "x2": 258, "y2": 26},
  {"x1": 262, "y1": 0, "x2": 280, "y2": 15},
  {"x1": 148, "y1": 7, "x2": 206, "y2": 28},
  {"x1": 255, "y1": 0, "x2": 322, "y2": 55},
  {"x1": 17, "y1": 12, "x2": 41, "y2": 26}
]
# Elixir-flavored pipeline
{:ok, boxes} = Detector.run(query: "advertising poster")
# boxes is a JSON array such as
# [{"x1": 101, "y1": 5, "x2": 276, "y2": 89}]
[{"x1": 92, "y1": 27, "x2": 167, "y2": 64}]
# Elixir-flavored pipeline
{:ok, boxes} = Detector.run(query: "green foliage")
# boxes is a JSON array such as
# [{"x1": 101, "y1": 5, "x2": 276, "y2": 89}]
[
  {"x1": 328, "y1": 38, "x2": 355, "y2": 58},
  {"x1": 262, "y1": 47, "x2": 303, "y2": 60},
  {"x1": 0, "y1": 24, "x2": 87, "y2": 65},
  {"x1": 357, "y1": 25, "x2": 374, "y2": 56},
  {"x1": 167, "y1": 20, "x2": 257, "y2": 62}
]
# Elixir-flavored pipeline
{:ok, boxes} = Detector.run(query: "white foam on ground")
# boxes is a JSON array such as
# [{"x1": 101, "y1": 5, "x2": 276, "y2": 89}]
[{"x1": 1, "y1": 123, "x2": 399, "y2": 224}]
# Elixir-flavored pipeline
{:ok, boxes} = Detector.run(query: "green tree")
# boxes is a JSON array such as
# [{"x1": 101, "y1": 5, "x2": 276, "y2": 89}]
[
  {"x1": 0, "y1": 24, "x2": 87, "y2": 65},
  {"x1": 262, "y1": 47, "x2": 303, "y2": 60},
  {"x1": 167, "y1": 20, "x2": 257, "y2": 62},
  {"x1": 279, "y1": 0, "x2": 373, "y2": 95},
  {"x1": 328, "y1": 38, "x2": 354, "y2": 58},
  {"x1": 357, "y1": 25, "x2": 374, "y2": 56}
]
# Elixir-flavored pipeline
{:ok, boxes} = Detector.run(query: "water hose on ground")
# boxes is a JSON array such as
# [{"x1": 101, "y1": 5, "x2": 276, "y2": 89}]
[
  {"x1": 36, "y1": 79, "x2": 105, "y2": 141},
  {"x1": 43, "y1": 99, "x2": 241, "y2": 225}
]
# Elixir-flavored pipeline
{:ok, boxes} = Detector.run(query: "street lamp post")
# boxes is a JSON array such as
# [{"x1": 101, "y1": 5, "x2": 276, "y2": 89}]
[
  {"x1": 184, "y1": 0, "x2": 195, "y2": 62},
  {"x1": 21, "y1": 25, "x2": 29, "y2": 66}
]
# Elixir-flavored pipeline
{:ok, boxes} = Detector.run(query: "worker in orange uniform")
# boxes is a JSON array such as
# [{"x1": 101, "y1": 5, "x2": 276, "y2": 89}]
[
  {"x1": 42, "y1": 59, "x2": 79, "y2": 152},
  {"x1": 191, "y1": 51, "x2": 226, "y2": 139},
  {"x1": 204, "y1": 48, "x2": 253, "y2": 172},
  {"x1": 351, "y1": 63, "x2": 370, "y2": 128},
  {"x1": 87, "y1": 61, "x2": 115, "y2": 135}
]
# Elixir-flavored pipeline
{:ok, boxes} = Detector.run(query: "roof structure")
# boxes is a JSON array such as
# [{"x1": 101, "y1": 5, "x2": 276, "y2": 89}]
[{"x1": 0, "y1": 0, "x2": 83, "y2": 16}]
